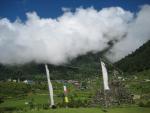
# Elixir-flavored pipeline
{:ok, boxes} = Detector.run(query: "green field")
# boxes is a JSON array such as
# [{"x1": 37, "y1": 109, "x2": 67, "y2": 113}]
[
  {"x1": 0, "y1": 94, "x2": 49, "y2": 108},
  {"x1": 1, "y1": 70, "x2": 150, "y2": 113},
  {"x1": 20, "y1": 107, "x2": 150, "y2": 113}
]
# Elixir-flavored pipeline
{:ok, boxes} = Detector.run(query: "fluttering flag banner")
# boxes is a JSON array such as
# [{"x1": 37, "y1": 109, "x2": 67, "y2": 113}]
[
  {"x1": 63, "y1": 84, "x2": 69, "y2": 103},
  {"x1": 101, "y1": 61, "x2": 110, "y2": 90},
  {"x1": 45, "y1": 64, "x2": 55, "y2": 106},
  {"x1": 65, "y1": 96, "x2": 69, "y2": 103},
  {"x1": 64, "y1": 85, "x2": 67, "y2": 94}
]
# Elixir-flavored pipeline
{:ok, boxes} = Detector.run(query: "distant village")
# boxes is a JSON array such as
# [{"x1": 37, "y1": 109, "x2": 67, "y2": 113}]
[
  {"x1": 5, "y1": 75, "x2": 150, "y2": 89},
  {"x1": 6, "y1": 78, "x2": 82, "y2": 88}
]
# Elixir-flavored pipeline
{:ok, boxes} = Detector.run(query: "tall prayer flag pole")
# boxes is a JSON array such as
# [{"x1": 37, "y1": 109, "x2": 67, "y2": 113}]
[
  {"x1": 100, "y1": 61, "x2": 110, "y2": 90},
  {"x1": 45, "y1": 64, "x2": 55, "y2": 108},
  {"x1": 63, "y1": 83, "x2": 69, "y2": 107},
  {"x1": 100, "y1": 60, "x2": 110, "y2": 108}
]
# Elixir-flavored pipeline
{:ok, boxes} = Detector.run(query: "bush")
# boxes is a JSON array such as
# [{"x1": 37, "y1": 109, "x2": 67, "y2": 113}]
[
  {"x1": 145, "y1": 101, "x2": 150, "y2": 107},
  {"x1": 56, "y1": 99, "x2": 90, "y2": 108},
  {"x1": 0, "y1": 97, "x2": 4, "y2": 104},
  {"x1": 42, "y1": 104, "x2": 50, "y2": 109},
  {"x1": 138, "y1": 101, "x2": 145, "y2": 107},
  {"x1": 0, "y1": 107, "x2": 19, "y2": 112},
  {"x1": 138, "y1": 101, "x2": 150, "y2": 107}
]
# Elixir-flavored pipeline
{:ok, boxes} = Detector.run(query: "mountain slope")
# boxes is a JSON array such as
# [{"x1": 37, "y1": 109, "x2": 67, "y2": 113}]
[
  {"x1": 115, "y1": 40, "x2": 150, "y2": 73},
  {"x1": 0, "y1": 40, "x2": 149, "y2": 80},
  {"x1": 0, "y1": 52, "x2": 102, "y2": 80}
]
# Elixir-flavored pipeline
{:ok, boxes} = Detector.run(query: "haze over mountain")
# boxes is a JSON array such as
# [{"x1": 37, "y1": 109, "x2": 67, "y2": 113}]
[
  {"x1": 0, "y1": 40, "x2": 149, "y2": 80},
  {"x1": 115, "y1": 40, "x2": 150, "y2": 73}
]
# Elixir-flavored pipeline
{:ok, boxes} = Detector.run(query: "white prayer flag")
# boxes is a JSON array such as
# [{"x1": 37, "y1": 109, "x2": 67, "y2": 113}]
[
  {"x1": 101, "y1": 61, "x2": 110, "y2": 90},
  {"x1": 45, "y1": 64, "x2": 55, "y2": 106},
  {"x1": 63, "y1": 85, "x2": 67, "y2": 92}
]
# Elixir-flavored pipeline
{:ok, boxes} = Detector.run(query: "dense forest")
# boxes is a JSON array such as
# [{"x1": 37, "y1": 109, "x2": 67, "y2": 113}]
[
  {"x1": 116, "y1": 40, "x2": 150, "y2": 73},
  {"x1": 0, "y1": 40, "x2": 149, "y2": 80},
  {"x1": 0, "y1": 52, "x2": 102, "y2": 80}
]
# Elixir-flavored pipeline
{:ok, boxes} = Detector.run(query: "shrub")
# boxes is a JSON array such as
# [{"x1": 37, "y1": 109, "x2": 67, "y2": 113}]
[
  {"x1": 138, "y1": 101, "x2": 150, "y2": 107},
  {"x1": 145, "y1": 101, "x2": 150, "y2": 107},
  {"x1": 138, "y1": 101, "x2": 145, "y2": 107},
  {"x1": 0, "y1": 97, "x2": 4, "y2": 104}
]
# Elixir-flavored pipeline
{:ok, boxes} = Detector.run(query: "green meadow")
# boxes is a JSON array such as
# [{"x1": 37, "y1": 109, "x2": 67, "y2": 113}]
[{"x1": 19, "y1": 107, "x2": 150, "y2": 113}]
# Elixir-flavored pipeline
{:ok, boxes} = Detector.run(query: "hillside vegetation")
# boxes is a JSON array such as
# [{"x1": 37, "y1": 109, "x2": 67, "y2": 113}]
[
  {"x1": 0, "y1": 40, "x2": 150, "y2": 80},
  {"x1": 116, "y1": 40, "x2": 150, "y2": 73},
  {"x1": 0, "y1": 52, "x2": 102, "y2": 80}
]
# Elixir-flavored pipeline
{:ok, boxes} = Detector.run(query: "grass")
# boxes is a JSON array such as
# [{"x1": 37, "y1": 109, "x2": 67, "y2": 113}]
[
  {"x1": 0, "y1": 87, "x2": 92, "y2": 109},
  {"x1": 18, "y1": 107, "x2": 150, "y2": 113},
  {"x1": 1, "y1": 72, "x2": 150, "y2": 113},
  {"x1": 0, "y1": 94, "x2": 49, "y2": 108}
]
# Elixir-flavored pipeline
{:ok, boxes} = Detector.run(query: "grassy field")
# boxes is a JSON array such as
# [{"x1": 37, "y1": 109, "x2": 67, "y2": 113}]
[
  {"x1": 1, "y1": 72, "x2": 150, "y2": 113},
  {"x1": 0, "y1": 94, "x2": 49, "y2": 108},
  {"x1": 20, "y1": 107, "x2": 150, "y2": 113}
]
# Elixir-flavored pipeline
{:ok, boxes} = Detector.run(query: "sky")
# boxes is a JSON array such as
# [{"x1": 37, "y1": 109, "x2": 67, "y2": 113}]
[
  {"x1": 0, "y1": 0, "x2": 150, "y2": 65},
  {"x1": 0, "y1": 0, "x2": 150, "y2": 21}
]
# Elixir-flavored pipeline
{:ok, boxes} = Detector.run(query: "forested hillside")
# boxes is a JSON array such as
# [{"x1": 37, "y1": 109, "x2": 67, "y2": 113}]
[
  {"x1": 116, "y1": 40, "x2": 150, "y2": 73},
  {"x1": 0, "y1": 52, "x2": 102, "y2": 80}
]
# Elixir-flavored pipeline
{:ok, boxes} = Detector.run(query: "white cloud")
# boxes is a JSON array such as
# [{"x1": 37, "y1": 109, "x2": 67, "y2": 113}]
[
  {"x1": 105, "y1": 5, "x2": 150, "y2": 61},
  {"x1": 0, "y1": 5, "x2": 149, "y2": 65}
]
